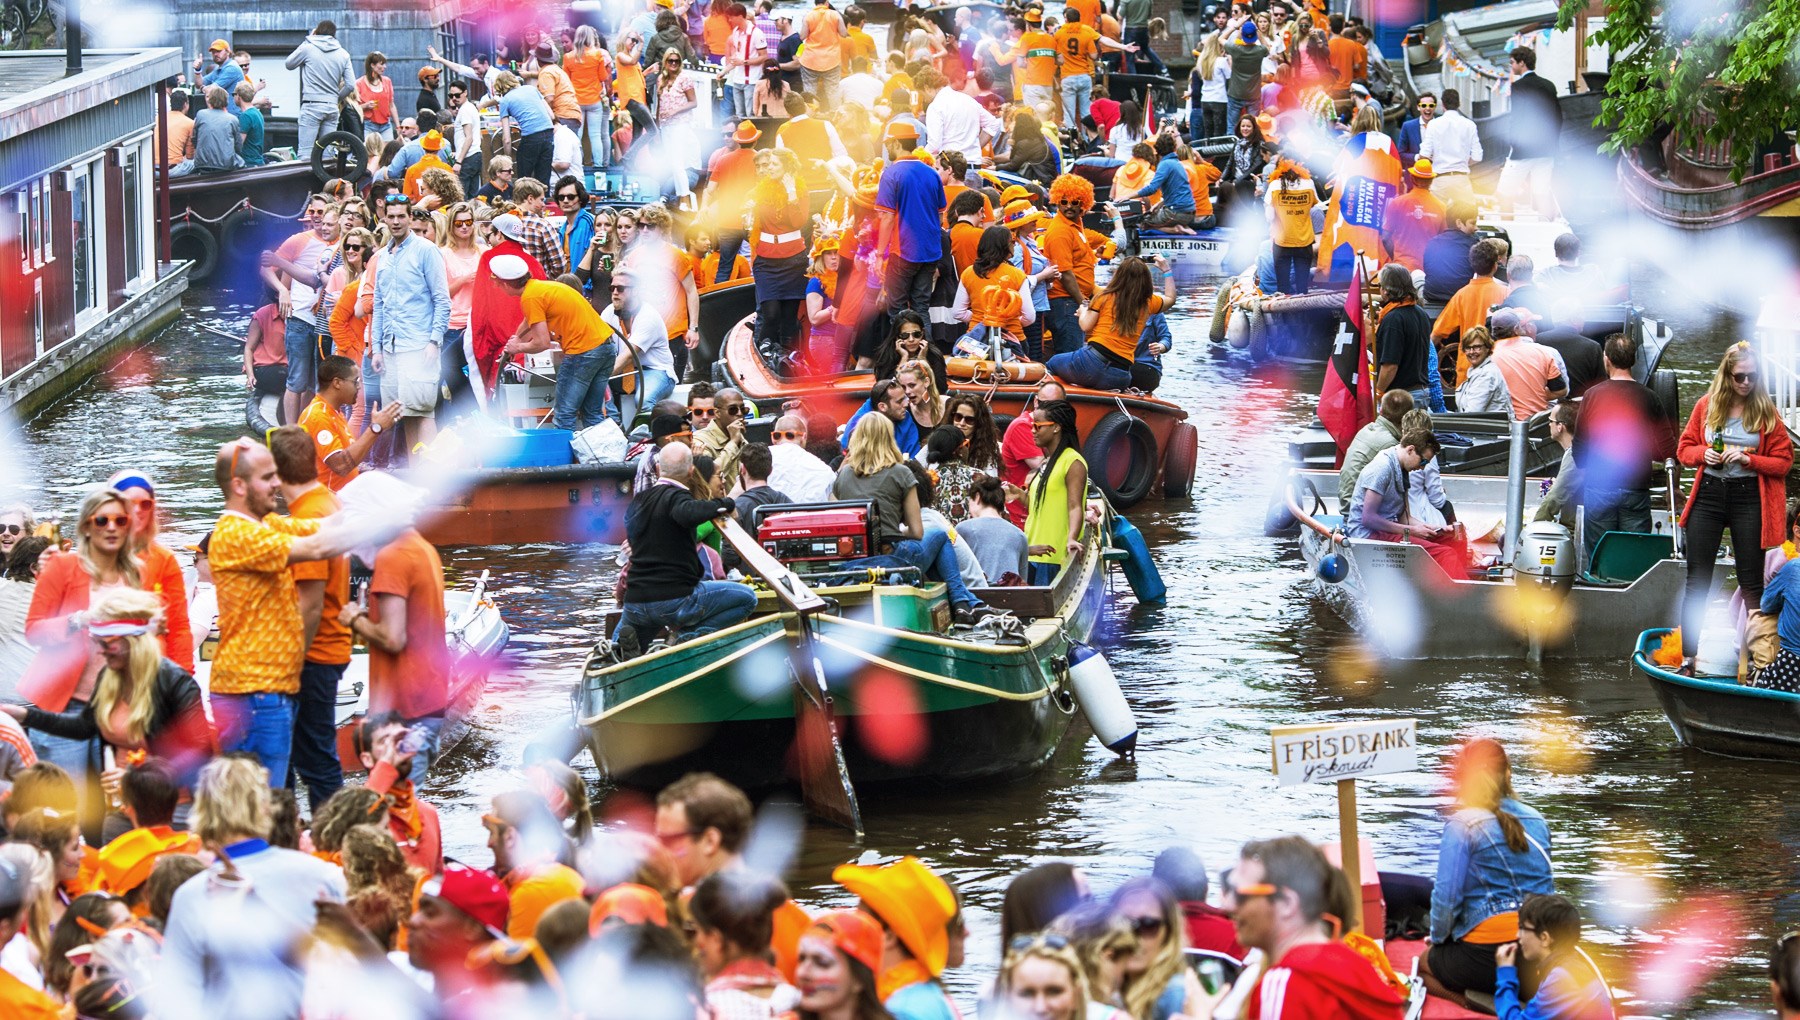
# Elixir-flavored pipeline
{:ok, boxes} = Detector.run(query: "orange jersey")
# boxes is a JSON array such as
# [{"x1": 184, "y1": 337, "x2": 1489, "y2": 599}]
[
  {"x1": 1013, "y1": 31, "x2": 1059, "y2": 88},
  {"x1": 961, "y1": 263, "x2": 1029, "y2": 333},
  {"x1": 1054, "y1": 24, "x2": 1102, "y2": 77},
  {"x1": 1043, "y1": 215, "x2": 1108, "y2": 300},
  {"x1": 1184, "y1": 159, "x2": 1223, "y2": 217},
  {"x1": 949, "y1": 222, "x2": 985, "y2": 276}
]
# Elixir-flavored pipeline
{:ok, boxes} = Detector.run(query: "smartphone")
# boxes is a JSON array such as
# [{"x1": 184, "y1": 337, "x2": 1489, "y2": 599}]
[{"x1": 398, "y1": 726, "x2": 430, "y2": 756}]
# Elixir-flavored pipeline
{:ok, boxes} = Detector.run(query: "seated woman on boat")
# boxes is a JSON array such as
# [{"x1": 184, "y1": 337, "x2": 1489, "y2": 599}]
[
  {"x1": 1047, "y1": 255, "x2": 1176, "y2": 393},
  {"x1": 1494, "y1": 894, "x2": 1616, "y2": 1020},
  {"x1": 1344, "y1": 429, "x2": 1469, "y2": 580},
  {"x1": 959, "y1": 475, "x2": 1030, "y2": 589},
  {"x1": 1421, "y1": 739, "x2": 1554, "y2": 1010},
  {"x1": 1455, "y1": 327, "x2": 1514, "y2": 417},
  {"x1": 944, "y1": 394, "x2": 1002, "y2": 479},
  {"x1": 831, "y1": 414, "x2": 998, "y2": 626},
  {"x1": 908, "y1": 462, "x2": 988, "y2": 590},
  {"x1": 1677, "y1": 342, "x2": 1794, "y2": 674},
  {"x1": 868, "y1": 311, "x2": 949, "y2": 391},
  {"x1": 950, "y1": 226, "x2": 1035, "y2": 362},
  {"x1": 920, "y1": 428, "x2": 979, "y2": 523}
]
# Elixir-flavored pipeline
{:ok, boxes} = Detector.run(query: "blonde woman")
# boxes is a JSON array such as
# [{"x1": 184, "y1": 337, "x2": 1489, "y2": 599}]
[
  {"x1": 416, "y1": 166, "x2": 464, "y2": 212},
  {"x1": 0, "y1": 841, "x2": 55, "y2": 971},
  {"x1": 439, "y1": 201, "x2": 486, "y2": 414},
  {"x1": 1049, "y1": 902, "x2": 1140, "y2": 1019},
  {"x1": 898, "y1": 359, "x2": 947, "y2": 432},
  {"x1": 1677, "y1": 341, "x2": 1795, "y2": 667},
  {"x1": 831, "y1": 413, "x2": 997, "y2": 626},
  {"x1": 996, "y1": 936, "x2": 1096, "y2": 1020},
  {"x1": 1108, "y1": 877, "x2": 1205, "y2": 1020}
]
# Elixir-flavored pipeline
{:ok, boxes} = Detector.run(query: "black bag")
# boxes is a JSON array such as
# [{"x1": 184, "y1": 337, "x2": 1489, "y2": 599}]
[{"x1": 337, "y1": 102, "x2": 365, "y2": 138}]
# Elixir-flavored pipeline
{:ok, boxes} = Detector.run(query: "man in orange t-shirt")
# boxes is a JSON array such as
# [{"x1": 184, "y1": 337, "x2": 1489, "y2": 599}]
[
  {"x1": 948, "y1": 191, "x2": 987, "y2": 275},
  {"x1": 297, "y1": 355, "x2": 399, "y2": 492},
  {"x1": 704, "y1": 121, "x2": 762, "y2": 284},
  {"x1": 1054, "y1": 10, "x2": 1137, "y2": 131},
  {"x1": 1383, "y1": 160, "x2": 1446, "y2": 271},
  {"x1": 1042, "y1": 182, "x2": 1114, "y2": 355},
  {"x1": 269, "y1": 425, "x2": 353, "y2": 810},
  {"x1": 1326, "y1": 14, "x2": 1368, "y2": 89},
  {"x1": 1005, "y1": 10, "x2": 1060, "y2": 115},
  {"x1": 1432, "y1": 237, "x2": 1511, "y2": 385},
  {"x1": 341, "y1": 527, "x2": 450, "y2": 764}
]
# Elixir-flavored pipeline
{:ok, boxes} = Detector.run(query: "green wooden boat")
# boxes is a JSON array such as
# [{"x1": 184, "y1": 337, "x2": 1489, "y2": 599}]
[{"x1": 571, "y1": 526, "x2": 1112, "y2": 793}]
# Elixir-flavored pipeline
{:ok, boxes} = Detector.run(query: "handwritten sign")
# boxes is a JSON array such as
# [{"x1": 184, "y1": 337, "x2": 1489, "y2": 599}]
[{"x1": 1271, "y1": 719, "x2": 1418, "y2": 787}]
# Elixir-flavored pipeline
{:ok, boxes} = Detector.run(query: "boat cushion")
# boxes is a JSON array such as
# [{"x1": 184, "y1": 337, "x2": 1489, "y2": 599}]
[{"x1": 1581, "y1": 531, "x2": 1673, "y2": 585}]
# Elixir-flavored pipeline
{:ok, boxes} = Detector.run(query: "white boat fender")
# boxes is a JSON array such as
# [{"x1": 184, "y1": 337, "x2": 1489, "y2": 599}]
[{"x1": 1068, "y1": 642, "x2": 1137, "y2": 757}]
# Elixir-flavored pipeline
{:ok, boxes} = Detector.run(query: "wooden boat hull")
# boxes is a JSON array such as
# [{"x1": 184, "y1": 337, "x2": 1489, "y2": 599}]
[
  {"x1": 1290, "y1": 469, "x2": 1683, "y2": 660},
  {"x1": 1619, "y1": 148, "x2": 1800, "y2": 230},
  {"x1": 574, "y1": 536, "x2": 1108, "y2": 791},
  {"x1": 715, "y1": 311, "x2": 1192, "y2": 507},
  {"x1": 169, "y1": 161, "x2": 322, "y2": 285},
  {"x1": 418, "y1": 462, "x2": 638, "y2": 547},
  {"x1": 1633, "y1": 628, "x2": 1800, "y2": 761}
]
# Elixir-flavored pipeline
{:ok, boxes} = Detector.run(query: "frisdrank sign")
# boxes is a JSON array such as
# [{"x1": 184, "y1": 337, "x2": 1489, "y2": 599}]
[{"x1": 1270, "y1": 719, "x2": 1418, "y2": 787}]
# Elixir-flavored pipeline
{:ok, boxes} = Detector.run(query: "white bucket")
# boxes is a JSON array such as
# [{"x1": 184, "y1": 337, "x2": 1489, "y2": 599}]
[{"x1": 1069, "y1": 643, "x2": 1137, "y2": 756}]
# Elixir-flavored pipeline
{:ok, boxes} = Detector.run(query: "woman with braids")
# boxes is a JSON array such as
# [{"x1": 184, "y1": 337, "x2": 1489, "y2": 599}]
[
  {"x1": 1420, "y1": 738, "x2": 1554, "y2": 1009},
  {"x1": 1042, "y1": 174, "x2": 1115, "y2": 356},
  {"x1": 1006, "y1": 399, "x2": 1088, "y2": 586},
  {"x1": 1047, "y1": 255, "x2": 1175, "y2": 392},
  {"x1": 951, "y1": 225, "x2": 1035, "y2": 358}
]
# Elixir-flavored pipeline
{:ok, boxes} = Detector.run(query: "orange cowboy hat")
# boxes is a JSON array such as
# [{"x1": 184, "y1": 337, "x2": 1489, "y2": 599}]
[
  {"x1": 1409, "y1": 157, "x2": 1437, "y2": 180},
  {"x1": 588, "y1": 883, "x2": 670, "y2": 933},
  {"x1": 884, "y1": 119, "x2": 920, "y2": 142},
  {"x1": 420, "y1": 130, "x2": 445, "y2": 152},
  {"x1": 1001, "y1": 198, "x2": 1044, "y2": 231},
  {"x1": 832, "y1": 857, "x2": 956, "y2": 977},
  {"x1": 732, "y1": 120, "x2": 762, "y2": 145}
]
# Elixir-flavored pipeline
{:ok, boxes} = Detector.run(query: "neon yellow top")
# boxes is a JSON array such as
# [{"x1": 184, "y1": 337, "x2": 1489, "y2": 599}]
[{"x1": 1025, "y1": 447, "x2": 1085, "y2": 567}]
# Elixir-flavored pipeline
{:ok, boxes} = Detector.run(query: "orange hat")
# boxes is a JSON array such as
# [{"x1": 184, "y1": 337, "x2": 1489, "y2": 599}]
[
  {"x1": 1256, "y1": 111, "x2": 1279, "y2": 142},
  {"x1": 209, "y1": 38, "x2": 231, "y2": 52},
  {"x1": 832, "y1": 857, "x2": 956, "y2": 977},
  {"x1": 999, "y1": 184, "x2": 1036, "y2": 206},
  {"x1": 811, "y1": 234, "x2": 840, "y2": 258},
  {"x1": 1001, "y1": 199, "x2": 1043, "y2": 231},
  {"x1": 421, "y1": 130, "x2": 445, "y2": 152},
  {"x1": 1023, "y1": 7, "x2": 1043, "y2": 21},
  {"x1": 1409, "y1": 157, "x2": 1437, "y2": 180},
  {"x1": 884, "y1": 119, "x2": 919, "y2": 142},
  {"x1": 96, "y1": 827, "x2": 201, "y2": 896},
  {"x1": 733, "y1": 120, "x2": 762, "y2": 145},
  {"x1": 588, "y1": 883, "x2": 670, "y2": 933},
  {"x1": 809, "y1": 909, "x2": 884, "y2": 976},
  {"x1": 418, "y1": 65, "x2": 441, "y2": 82}
]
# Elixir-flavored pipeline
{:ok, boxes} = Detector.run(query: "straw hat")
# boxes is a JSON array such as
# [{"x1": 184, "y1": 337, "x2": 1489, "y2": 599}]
[
  {"x1": 832, "y1": 857, "x2": 956, "y2": 977},
  {"x1": 732, "y1": 120, "x2": 762, "y2": 145},
  {"x1": 1409, "y1": 157, "x2": 1437, "y2": 180},
  {"x1": 1001, "y1": 199, "x2": 1044, "y2": 231}
]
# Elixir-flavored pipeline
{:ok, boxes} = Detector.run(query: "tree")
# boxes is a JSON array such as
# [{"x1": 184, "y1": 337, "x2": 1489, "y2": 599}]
[{"x1": 1557, "y1": 0, "x2": 1800, "y2": 180}]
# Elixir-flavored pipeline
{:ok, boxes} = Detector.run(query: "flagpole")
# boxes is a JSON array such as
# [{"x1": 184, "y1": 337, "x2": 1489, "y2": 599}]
[{"x1": 1356, "y1": 250, "x2": 1374, "y2": 417}]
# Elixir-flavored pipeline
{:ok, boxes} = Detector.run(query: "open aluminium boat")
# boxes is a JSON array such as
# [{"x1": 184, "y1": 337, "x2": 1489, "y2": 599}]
[
  {"x1": 1632, "y1": 628, "x2": 1800, "y2": 762},
  {"x1": 571, "y1": 505, "x2": 1122, "y2": 800}
]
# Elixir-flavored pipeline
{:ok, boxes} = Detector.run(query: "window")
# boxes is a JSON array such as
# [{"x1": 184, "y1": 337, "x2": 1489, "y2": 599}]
[
  {"x1": 12, "y1": 190, "x2": 25, "y2": 272},
  {"x1": 247, "y1": 47, "x2": 300, "y2": 125},
  {"x1": 120, "y1": 144, "x2": 143, "y2": 289},
  {"x1": 69, "y1": 163, "x2": 101, "y2": 318}
]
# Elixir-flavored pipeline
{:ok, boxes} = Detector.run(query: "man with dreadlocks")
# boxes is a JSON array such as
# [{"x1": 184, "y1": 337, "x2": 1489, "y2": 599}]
[{"x1": 1041, "y1": 173, "x2": 1117, "y2": 357}]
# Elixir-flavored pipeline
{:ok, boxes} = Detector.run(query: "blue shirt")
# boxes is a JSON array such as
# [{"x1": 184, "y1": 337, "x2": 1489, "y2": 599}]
[
  {"x1": 1140, "y1": 154, "x2": 1195, "y2": 212},
  {"x1": 1495, "y1": 962, "x2": 1616, "y2": 1020},
  {"x1": 885, "y1": 979, "x2": 957, "y2": 1020},
  {"x1": 1421, "y1": 228, "x2": 1477, "y2": 303},
  {"x1": 876, "y1": 159, "x2": 947, "y2": 265},
  {"x1": 201, "y1": 59, "x2": 246, "y2": 93},
  {"x1": 237, "y1": 105, "x2": 265, "y2": 166},
  {"x1": 500, "y1": 84, "x2": 555, "y2": 136},
  {"x1": 1429, "y1": 796, "x2": 1554, "y2": 942},
  {"x1": 1009, "y1": 234, "x2": 1051, "y2": 311},
  {"x1": 843, "y1": 400, "x2": 920, "y2": 456},
  {"x1": 378, "y1": 138, "x2": 423, "y2": 182},
  {"x1": 1763, "y1": 558, "x2": 1800, "y2": 653},
  {"x1": 563, "y1": 208, "x2": 596, "y2": 285},
  {"x1": 370, "y1": 234, "x2": 451, "y2": 353}
]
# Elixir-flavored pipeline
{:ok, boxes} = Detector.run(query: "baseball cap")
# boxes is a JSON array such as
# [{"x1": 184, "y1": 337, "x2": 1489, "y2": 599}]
[
  {"x1": 809, "y1": 908, "x2": 884, "y2": 976},
  {"x1": 1350, "y1": 82, "x2": 1371, "y2": 98},
  {"x1": 651, "y1": 412, "x2": 690, "y2": 440},
  {"x1": 491, "y1": 213, "x2": 527, "y2": 243},
  {"x1": 490, "y1": 253, "x2": 530, "y2": 281},
  {"x1": 420, "y1": 862, "x2": 510, "y2": 938},
  {"x1": 209, "y1": 38, "x2": 231, "y2": 51}
]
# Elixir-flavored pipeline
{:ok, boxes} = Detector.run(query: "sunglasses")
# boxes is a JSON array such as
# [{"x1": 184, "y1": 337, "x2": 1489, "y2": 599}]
[
  {"x1": 1519, "y1": 925, "x2": 1544, "y2": 937},
  {"x1": 1233, "y1": 881, "x2": 1279, "y2": 899},
  {"x1": 773, "y1": 430, "x2": 801, "y2": 441},
  {"x1": 449, "y1": 91, "x2": 465, "y2": 98},
  {"x1": 0, "y1": 524, "x2": 21, "y2": 536},
  {"x1": 664, "y1": 430, "x2": 694, "y2": 443},
  {"x1": 952, "y1": 413, "x2": 976, "y2": 424},
  {"x1": 690, "y1": 407, "x2": 717, "y2": 418},
  {"x1": 89, "y1": 514, "x2": 130, "y2": 529},
  {"x1": 723, "y1": 404, "x2": 744, "y2": 416},
  {"x1": 1031, "y1": 420, "x2": 1057, "y2": 430},
  {"x1": 454, "y1": 217, "x2": 474, "y2": 226},
  {"x1": 898, "y1": 330, "x2": 925, "y2": 340},
  {"x1": 1008, "y1": 933, "x2": 1070, "y2": 953},
  {"x1": 1734, "y1": 371, "x2": 1759, "y2": 384},
  {"x1": 1126, "y1": 915, "x2": 1166, "y2": 936},
  {"x1": 1417, "y1": 102, "x2": 1437, "y2": 109},
  {"x1": 557, "y1": 192, "x2": 581, "y2": 201},
  {"x1": 343, "y1": 243, "x2": 366, "y2": 252},
  {"x1": 610, "y1": 285, "x2": 628, "y2": 292}
]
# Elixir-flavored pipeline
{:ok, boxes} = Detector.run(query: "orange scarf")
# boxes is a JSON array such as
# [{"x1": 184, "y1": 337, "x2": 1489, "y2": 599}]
[
  {"x1": 877, "y1": 959, "x2": 935, "y2": 1002},
  {"x1": 386, "y1": 778, "x2": 424, "y2": 843}
]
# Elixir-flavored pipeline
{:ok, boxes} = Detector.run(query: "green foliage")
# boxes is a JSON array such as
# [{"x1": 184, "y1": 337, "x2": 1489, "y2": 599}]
[{"x1": 1557, "y1": 0, "x2": 1800, "y2": 180}]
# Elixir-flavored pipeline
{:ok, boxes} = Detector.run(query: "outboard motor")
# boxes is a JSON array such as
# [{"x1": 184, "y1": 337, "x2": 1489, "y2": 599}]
[{"x1": 1513, "y1": 521, "x2": 1576, "y2": 597}]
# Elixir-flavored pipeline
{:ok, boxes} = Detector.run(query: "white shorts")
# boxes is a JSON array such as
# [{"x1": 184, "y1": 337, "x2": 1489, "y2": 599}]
[{"x1": 381, "y1": 346, "x2": 440, "y2": 416}]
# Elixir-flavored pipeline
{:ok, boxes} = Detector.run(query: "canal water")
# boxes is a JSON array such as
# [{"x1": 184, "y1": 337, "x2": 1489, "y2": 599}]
[{"x1": 3, "y1": 257, "x2": 1781, "y2": 1018}]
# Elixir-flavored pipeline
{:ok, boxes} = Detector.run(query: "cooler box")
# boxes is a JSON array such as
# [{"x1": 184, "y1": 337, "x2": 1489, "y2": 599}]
[{"x1": 483, "y1": 428, "x2": 574, "y2": 469}]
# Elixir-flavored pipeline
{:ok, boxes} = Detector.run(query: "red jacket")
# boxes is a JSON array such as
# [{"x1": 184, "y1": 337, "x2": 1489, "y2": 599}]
[
  {"x1": 470, "y1": 241, "x2": 548, "y2": 392},
  {"x1": 1249, "y1": 941, "x2": 1406, "y2": 1020},
  {"x1": 1179, "y1": 901, "x2": 1246, "y2": 961},
  {"x1": 21, "y1": 547, "x2": 193, "y2": 713},
  {"x1": 1676, "y1": 394, "x2": 1794, "y2": 547}
]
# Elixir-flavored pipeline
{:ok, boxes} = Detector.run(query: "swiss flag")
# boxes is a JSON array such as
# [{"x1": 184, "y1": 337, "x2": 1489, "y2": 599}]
[{"x1": 1318, "y1": 261, "x2": 1373, "y2": 465}]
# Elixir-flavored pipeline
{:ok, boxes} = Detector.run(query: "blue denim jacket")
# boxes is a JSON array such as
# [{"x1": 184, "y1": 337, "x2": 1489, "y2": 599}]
[{"x1": 1430, "y1": 798, "x2": 1554, "y2": 942}]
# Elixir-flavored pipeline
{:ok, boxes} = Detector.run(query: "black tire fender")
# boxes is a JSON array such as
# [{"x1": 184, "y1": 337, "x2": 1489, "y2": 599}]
[
  {"x1": 1650, "y1": 368, "x2": 1679, "y2": 426},
  {"x1": 1083, "y1": 411, "x2": 1158, "y2": 508},
  {"x1": 169, "y1": 221, "x2": 219, "y2": 282},
  {"x1": 311, "y1": 130, "x2": 370, "y2": 186},
  {"x1": 1162, "y1": 421, "x2": 1198, "y2": 499}
]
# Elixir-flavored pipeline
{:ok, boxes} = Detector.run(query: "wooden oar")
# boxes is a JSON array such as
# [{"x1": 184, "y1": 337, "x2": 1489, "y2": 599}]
[{"x1": 717, "y1": 517, "x2": 863, "y2": 837}]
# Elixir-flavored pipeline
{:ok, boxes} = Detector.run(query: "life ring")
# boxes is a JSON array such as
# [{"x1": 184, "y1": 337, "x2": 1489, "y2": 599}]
[
  {"x1": 244, "y1": 392, "x2": 281, "y2": 437},
  {"x1": 1162, "y1": 421, "x2": 1197, "y2": 499},
  {"x1": 945, "y1": 357, "x2": 1045, "y2": 384},
  {"x1": 1083, "y1": 411, "x2": 1158, "y2": 508},
  {"x1": 170, "y1": 222, "x2": 219, "y2": 282},
  {"x1": 1650, "y1": 368, "x2": 1679, "y2": 426},
  {"x1": 311, "y1": 131, "x2": 370, "y2": 186}
]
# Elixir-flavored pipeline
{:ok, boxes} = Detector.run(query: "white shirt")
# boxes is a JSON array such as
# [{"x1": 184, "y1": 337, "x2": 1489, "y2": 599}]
[
  {"x1": 926, "y1": 87, "x2": 998, "y2": 161},
  {"x1": 551, "y1": 123, "x2": 582, "y2": 172},
  {"x1": 1200, "y1": 59, "x2": 1229, "y2": 104},
  {"x1": 452, "y1": 100, "x2": 481, "y2": 161},
  {"x1": 1107, "y1": 124, "x2": 1146, "y2": 158},
  {"x1": 767, "y1": 441, "x2": 837, "y2": 503},
  {"x1": 724, "y1": 23, "x2": 766, "y2": 85},
  {"x1": 839, "y1": 72, "x2": 883, "y2": 110},
  {"x1": 602, "y1": 302, "x2": 675, "y2": 374},
  {"x1": 1419, "y1": 108, "x2": 1482, "y2": 174}
]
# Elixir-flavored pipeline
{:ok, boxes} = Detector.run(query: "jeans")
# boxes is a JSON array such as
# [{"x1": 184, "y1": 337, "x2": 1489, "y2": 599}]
[
  {"x1": 1224, "y1": 94, "x2": 1261, "y2": 144},
  {"x1": 291, "y1": 660, "x2": 346, "y2": 811},
  {"x1": 1273, "y1": 244, "x2": 1314, "y2": 295},
  {"x1": 458, "y1": 150, "x2": 483, "y2": 200},
  {"x1": 285, "y1": 317, "x2": 326, "y2": 393},
  {"x1": 1047, "y1": 344, "x2": 1132, "y2": 391},
  {"x1": 1202, "y1": 101, "x2": 1228, "y2": 140},
  {"x1": 1046, "y1": 296, "x2": 1085, "y2": 355},
  {"x1": 1143, "y1": 205, "x2": 1197, "y2": 229},
  {"x1": 1122, "y1": 26, "x2": 1166, "y2": 75},
  {"x1": 169, "y1": 155, "x2": 244, "y2": 178},
  {"x1": 215, "y1": 691, "x2": 299, "y2": 787},
  {"x1": 715, "y1": 230, "x2": 750, "y2": 282},
  {"x1": 516, "y1": 128, "x2": 555, "y2": 185},
  {"x1": 1023, "y1": 318, "x2": 1047, "y2": 363},
  {"x1": 726, "y1": 83, "x2": 755, "y2": 119},
  {"x1": 1681, "y1": 474, "x2": 1763, "y2": 657},
  {"x1": 884, "y1": 257, "x2": 936, "y2": 322},
  {"x1": 891, "y1": 527, "x2": 981, "y2": 607},
  {"x1": 297, "y1": 102, "x2": 338, "y2": 159},
  {"x1": 581, "y1": 102, "x2": 612, "y2": 167},
  {"x1": 1061, "y1": 74, "x2": 1093, "y2": 132},
  {"x1": 615, "y1": 367, "x2": 675, "y2": 429},
  {"x1": 801, "y1": 64, "x2": 842, "y2": 108},
  {"x1": 553, "y1": 340, "x2": 617, "y2": 431},
  {"x1": 613, "y1": 580, "x2": 759, "y2": 644},
  {"x1": 1583, "y1": 488, "x2": 1654, "y2": 557}
]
